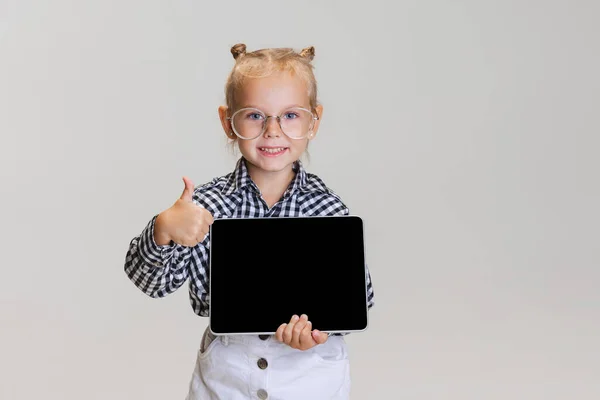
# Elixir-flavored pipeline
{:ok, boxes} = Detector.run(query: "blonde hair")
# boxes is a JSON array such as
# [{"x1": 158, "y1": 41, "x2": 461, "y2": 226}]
[{"x1": 225, "y1": 43, "x2": 318, "y2": 114}]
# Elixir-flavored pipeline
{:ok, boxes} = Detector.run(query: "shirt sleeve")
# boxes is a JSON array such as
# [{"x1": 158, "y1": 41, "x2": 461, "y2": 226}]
[
  {"x1": 366, "y1": 264, "x2": 375, "y2": 310},
  {"x1": 124, "y1": 214, "x2": 209, "y2": 300}
]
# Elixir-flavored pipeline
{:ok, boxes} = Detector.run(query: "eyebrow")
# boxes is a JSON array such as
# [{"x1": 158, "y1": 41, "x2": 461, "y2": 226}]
[{"x1": 238, "y1": 104, "x2": 309, "y2": 111}]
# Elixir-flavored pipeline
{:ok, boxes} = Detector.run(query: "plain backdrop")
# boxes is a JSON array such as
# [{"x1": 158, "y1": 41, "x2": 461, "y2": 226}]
[{"x1": 1, "y1": 0, "x2": 599, "y2": 399}]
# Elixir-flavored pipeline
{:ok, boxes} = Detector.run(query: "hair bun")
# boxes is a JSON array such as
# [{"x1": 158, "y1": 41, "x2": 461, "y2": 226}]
[
  {"x1": 299, "y1": 46, "x2": 315, "y2": 61},
  {"x1": 231, "y1": 43, "x2": 247, "y2": 60}
]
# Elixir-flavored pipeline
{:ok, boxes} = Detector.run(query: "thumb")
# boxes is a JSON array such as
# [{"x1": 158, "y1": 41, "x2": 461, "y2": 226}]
[
  {"x1": 312, "y1": 330, "x2": 328, "y2": 345},
  {"x1": 180, "y1": 176, "x2": 194, "y2": 201}
]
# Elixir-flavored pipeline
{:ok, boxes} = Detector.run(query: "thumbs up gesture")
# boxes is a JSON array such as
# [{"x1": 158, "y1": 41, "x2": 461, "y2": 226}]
[{"x1": 153, "y1": 177, "x2": 215, "y2": 247}]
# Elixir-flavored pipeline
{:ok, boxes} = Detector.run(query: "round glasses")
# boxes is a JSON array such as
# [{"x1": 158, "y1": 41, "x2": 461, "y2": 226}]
[{"x1": 226, "y1": 107, "x2": 318, "y2": 140}]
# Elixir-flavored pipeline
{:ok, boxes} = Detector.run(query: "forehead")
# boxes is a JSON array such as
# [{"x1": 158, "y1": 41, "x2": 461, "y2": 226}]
[{"x1": 236, "y1": 71, "x2": 310, "y2": 110}]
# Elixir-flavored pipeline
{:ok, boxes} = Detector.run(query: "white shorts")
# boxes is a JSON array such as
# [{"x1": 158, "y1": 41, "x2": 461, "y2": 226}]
[{"x1": 185, "y1": 327, "x2": 351, "y2": 400}]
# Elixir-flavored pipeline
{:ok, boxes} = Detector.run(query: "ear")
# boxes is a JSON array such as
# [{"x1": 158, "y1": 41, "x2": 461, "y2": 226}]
[
  {"x1": 218, "y1": 105, "x2": 235, "y2": 140},
  {"x1": 308, "y1": 104, "x2": 323, "y2": 140}
]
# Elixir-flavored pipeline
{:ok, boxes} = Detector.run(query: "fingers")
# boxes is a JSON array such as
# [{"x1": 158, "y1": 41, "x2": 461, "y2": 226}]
[
  {"x1": 291, "y1": 314, "x2": 309, "y2": 348},
  {"x1": 195, "y1": 233, "x2": 208, "y2": 245},
  {"x1": 276, "y1": 314, "x2": 321, "y2": 350},
  {"x1": 196, "y1": 208, "x2": 214, "y2": 243},
  {"x1": 168, "y1": 176, "x2": 216, "y2": 248},
  {"x1": 312, "y1": 329, "x2": 329, "y2": 345},
  {"x1": 180, "y1": 176, "x2": 195, "y2": 201},
  {"x1": 282, "y1": 315, "x2": 298, "y2": 344},
  {"x1": 275, "y1": 323, "x2": 287, "y2": 342},
  {"x1": 175, "y1": 208, "x2": 212, "y2": 247},
  {"x1": 298, "y1": 319, "x2": 314, "y2": 349},
  {"x1": 200, "y1": 207, "x2": 215, "y2": 225}
]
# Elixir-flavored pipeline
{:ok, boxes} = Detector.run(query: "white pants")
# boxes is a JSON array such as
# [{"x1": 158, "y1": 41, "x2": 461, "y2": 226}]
[{"x1": 185, "y1": 327, "x2": 351, "y2": 400}]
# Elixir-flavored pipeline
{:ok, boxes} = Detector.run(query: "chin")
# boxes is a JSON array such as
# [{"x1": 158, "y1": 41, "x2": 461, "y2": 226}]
[
  {"x1": 246, "y1": 152, "x2": 297, "y2": 172},
  {"x1": 255, "y1": 159, "x2": 293, "y2": 172}
]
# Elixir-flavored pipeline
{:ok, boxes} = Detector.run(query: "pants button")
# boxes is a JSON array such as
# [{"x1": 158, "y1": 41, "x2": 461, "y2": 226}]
[
  {"x1": 257, "y1": 357, "x2": 268, "y2": 369},
  {"x1": 257, "y1": 388, "x2": 268, "y2": 399},
  {"x1": 258, "y1": 334, "x2": 269, "y2": 340}
]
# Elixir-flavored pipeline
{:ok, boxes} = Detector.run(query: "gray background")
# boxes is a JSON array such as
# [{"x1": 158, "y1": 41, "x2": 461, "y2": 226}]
[{"x1": 1, "y1": 0, "x2": 599, "y2": 399}]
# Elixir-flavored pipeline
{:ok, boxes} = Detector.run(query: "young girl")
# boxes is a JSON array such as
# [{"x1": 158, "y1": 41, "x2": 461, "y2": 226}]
[{"x1": 124, "y1": 43, "x2": 374, "y2": 400}]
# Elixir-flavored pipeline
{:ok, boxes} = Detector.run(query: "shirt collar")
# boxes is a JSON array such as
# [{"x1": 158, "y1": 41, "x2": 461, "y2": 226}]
[{"x1": 221, "y1": 156, "x2": 311, "y2": 196}]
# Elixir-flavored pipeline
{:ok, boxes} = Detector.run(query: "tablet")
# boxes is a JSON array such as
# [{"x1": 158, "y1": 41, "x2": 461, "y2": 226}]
[{"x1": 208, "y1": 215, "x2": 369, "y2": 335}]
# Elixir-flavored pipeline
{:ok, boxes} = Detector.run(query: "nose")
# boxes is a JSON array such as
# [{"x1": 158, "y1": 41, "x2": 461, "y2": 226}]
[{"x1": 263, "y1": 116, "x2": 282, "y2": 138}]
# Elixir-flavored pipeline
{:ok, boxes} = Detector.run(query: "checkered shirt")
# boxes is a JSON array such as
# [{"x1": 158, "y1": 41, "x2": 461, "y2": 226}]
[{"x1": 124, "y1": 157, "x2": 375, "y2": 334}]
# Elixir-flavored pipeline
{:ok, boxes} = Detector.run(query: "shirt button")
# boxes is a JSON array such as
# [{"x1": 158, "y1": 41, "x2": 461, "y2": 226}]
[
  {"x1": 257, "y1": 389, "x2": 268, "y2": 399},
  {"x1": 257, "y1": 357, "x2": 268, "y2": 369},
  {"x1": 258, "y1": 335, "x2": 269, "y2": 340}
]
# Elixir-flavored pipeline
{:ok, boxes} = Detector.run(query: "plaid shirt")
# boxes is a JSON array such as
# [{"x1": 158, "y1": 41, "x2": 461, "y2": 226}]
[{"x1": 124, "y1": 157, "x2": 375, "y2": 333}]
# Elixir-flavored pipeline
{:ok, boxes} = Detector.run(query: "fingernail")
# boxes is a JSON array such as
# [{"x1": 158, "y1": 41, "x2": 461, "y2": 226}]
[
  {"x1": 301, "y1": 314, "x2": 307, "y2": 320},
  {"x1": 293, "y1": 315, "x2": 299, "y2": 320},
  {"x1": 307, "y1": 321, "x2": 312, "y2": 326}
]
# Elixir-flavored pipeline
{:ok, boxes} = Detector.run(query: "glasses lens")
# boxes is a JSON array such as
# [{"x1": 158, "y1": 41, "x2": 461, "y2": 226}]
[
  {"x1": 279, "y1": 108, "x2": 315, "y2": 138},
  {"x1": 232, "y1": 108, "x2": 265, "y2": 139},
  {"x1": 231, "y1": 108, "x2": 315, "y2": 139}
]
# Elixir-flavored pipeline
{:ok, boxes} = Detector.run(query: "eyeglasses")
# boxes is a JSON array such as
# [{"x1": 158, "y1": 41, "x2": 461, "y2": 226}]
[{"x1": 226, "y1": 107, "x2": 319, "y2": 140}]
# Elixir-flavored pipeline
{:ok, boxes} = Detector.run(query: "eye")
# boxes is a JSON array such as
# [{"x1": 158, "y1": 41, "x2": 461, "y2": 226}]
[
  {"x1": 282, "y1": 111, "x2": 299, "y2": 119},
  {"x1": 246, "y1": 112, "x2": 264, "y2": 121}
]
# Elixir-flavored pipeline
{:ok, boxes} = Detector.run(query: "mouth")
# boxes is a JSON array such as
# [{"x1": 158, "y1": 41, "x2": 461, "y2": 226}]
[{"x1": 257, "y1": 146, "x2": 289, "y2": 157}]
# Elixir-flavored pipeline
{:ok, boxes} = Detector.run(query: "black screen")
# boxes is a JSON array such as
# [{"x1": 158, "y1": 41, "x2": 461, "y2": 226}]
[{"x1": 208, "y1": 215, "x2": 369, "y2": 334}]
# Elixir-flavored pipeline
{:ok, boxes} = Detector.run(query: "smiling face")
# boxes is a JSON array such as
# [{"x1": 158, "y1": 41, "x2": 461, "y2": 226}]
[{"x1": 219, "y1": 71, "x2": 323, "y2": 178}]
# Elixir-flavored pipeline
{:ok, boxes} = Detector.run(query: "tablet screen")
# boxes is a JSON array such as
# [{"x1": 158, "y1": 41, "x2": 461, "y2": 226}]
[{"x1": 208, "y1": 215, "x2": 369, "y2": 335}]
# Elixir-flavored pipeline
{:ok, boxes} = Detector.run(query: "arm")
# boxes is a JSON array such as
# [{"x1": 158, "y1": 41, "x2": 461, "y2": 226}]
[
  {"x1": 124, "y1": 216, "x2": 208, "y2": 298},
  {"x1": 124, "y1": 177, "x2": 213, "y2": 299},
  {"x1": 124, "y1": 215, "x2": 196, "y2": 298}
]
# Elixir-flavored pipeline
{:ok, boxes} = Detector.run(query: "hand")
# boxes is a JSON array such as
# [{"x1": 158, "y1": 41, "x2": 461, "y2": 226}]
[
  {"x1": 275, "y1": 314, "x2": 328, "y2": 351},
  {"x1": 154, "y1": 176, "x2": 214, "y2": 247}
]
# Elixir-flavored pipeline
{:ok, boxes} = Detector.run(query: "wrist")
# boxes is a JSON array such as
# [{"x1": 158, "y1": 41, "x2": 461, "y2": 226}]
[{"x1": 154, "y1": 212, "x2": 172, "y2": 246}]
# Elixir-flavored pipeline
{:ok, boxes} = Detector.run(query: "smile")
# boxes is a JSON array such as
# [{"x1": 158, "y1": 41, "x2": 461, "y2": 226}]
[{"x1": 258, "y1": 147, "x2": 288, "y2": 156}]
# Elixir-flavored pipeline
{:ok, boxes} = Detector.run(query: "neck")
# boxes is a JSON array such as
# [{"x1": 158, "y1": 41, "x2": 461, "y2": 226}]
[{"x1": 246, "y1": 162, "x2": 296, "y2": 197}]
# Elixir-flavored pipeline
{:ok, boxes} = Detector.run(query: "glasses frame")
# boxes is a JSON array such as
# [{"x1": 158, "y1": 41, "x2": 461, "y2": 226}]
[{"x1": 226, "y1": 107, "x2": 319, "y2": 140}]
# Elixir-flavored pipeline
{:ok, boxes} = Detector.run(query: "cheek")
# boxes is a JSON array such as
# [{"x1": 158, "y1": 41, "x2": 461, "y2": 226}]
[
  {"x1": 291, "y1": 140, "x2": 309, "y2": 153},
  {"x1": 236, "y1": 140, "x2": 255, "y2": 155}
]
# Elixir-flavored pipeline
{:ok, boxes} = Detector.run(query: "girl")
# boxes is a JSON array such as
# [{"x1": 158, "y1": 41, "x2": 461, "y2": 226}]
[{"x1": 124, "y1": 43, "x2": 375, "y2": 400}]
